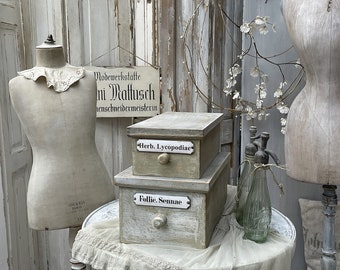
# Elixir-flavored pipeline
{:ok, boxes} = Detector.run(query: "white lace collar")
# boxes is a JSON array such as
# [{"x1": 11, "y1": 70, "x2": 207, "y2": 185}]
[{"x1": 18, "y1": 64, "x2": 85, "y2": 92}]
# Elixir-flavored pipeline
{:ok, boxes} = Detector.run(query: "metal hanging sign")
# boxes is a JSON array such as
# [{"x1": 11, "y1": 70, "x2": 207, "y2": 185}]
[{"x1": 86, "y1": 66, "x2": 160, "y2": 118}]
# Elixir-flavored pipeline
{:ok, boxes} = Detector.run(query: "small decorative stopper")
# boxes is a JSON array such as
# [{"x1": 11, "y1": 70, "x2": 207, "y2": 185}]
[
  {"x1": 44, "y1": 34, "x2": 56, "y2": 45},
  {"x1": 245, "y1": 126, "x2": 259, "y2": 156},
  {"x1": 254, "y1": 132, "x2": 280, "y2": 165},
  {"x1": 249, "y1": 126, "x2": 258, "y2": 142},
  {"x1": 254, "y1": 132, "x2": 270, "y2": 164}
]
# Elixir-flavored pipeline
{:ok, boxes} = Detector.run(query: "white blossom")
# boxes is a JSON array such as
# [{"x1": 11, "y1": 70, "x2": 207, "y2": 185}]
[
  {"x1": 246, "y1": 112, "x2": 257, "y2": 121},
  {"x1": 250, "y1": 66, "x2": 260, "y2": 78},
  {"x1": 233, "y1": 91, "x2": 240, "y2": 100},
  {"x1": 256, "y1": 98, "x2": 263, "y2": 109},
  {"x1": 261, "y1": 74, "x2": 269, "y2": 83},
  {"x1": 240, "y1": 23, "x2": 251, "y2": 33},
  {"x1": 258, "y1": 112, "x2": 264, "y2": 120},
  {"x1": 260, "y1": 89, "x2": 267, "y2": 99},
  {"x1": 254, "y1": 83, "x2": 261, "y2": 94},
  {"x1": 223, "y1": 88, "x2": 232, "y2": 96},
  {"x1": 258, "y1": 110, "x2": 270, "y2": 121},
  {"x1": 245, "y1": 106, "x2": 257, "y2": 120},
  {"x1": 255, "y1": 83, "x2": 267, "y2": 99},
  {"x1": 274, "y1": 81, "x2": 287, "y2": 98},
  {"x1": 259, "y1": 25, "x2": 269, "y2": 35},
  {"x1": 280, "y1": 117, "x2": 287, "y2": 126},
  {"x1": 281, "y1": 126, "x2": 286, "y2": 135},
  {"x1": 225, "y1": 78, "x2": 237, "y2": 89},
  {"x1": 253, "y1": 16, "x2": 270, "y2": 35},
  {"x1": 254, "y1": 16, "x2": 269, "y2": 25},
  {"x1": 274, "y1": 88, "x2": 283, "y2": 98},
  {"x1": 279, "y1": 81, "x2": 287, "y2": 88},
  {"x1": 277, "y1": 102, "x2": 290, "y2": 114},
  {"x1": 229, "y1": 64, "x2": 242, "y2": 77}
]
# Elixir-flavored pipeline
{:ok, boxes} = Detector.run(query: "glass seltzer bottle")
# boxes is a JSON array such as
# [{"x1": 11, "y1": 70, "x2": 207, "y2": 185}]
[
  {"x1": 243, "y1": 132, "x2": 272, "y2": 243},
  {"x1": 236, "y1": 126, "x2": 258, "y2": 226}
]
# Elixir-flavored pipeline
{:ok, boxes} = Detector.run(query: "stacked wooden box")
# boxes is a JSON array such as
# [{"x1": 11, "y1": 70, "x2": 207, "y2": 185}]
[{"x1": 114, "y1": 112, "x2": 230, "y2": 249}]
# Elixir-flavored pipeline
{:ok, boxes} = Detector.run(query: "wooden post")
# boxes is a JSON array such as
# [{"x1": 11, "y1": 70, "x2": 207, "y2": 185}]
[{"x1": 321, "y1": 185, "x2": 337, "y2": 270}]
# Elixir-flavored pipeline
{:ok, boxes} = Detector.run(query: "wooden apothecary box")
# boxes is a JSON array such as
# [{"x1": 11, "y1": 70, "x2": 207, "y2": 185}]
[
  {"x1": 127, "y1": 112, "x2": 224, "y2": 179},
  {"x1": 114, "y1": 151, "x2": 230, "y2": 249}
]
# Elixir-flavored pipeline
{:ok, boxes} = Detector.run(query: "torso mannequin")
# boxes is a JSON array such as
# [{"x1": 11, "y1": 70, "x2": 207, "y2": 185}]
[
  {"x1": 283, "y1": 0, "x2": 340, "y2": 184},
  {"x1": 9, "y1": 40, "x2": 114, "y2": 230}
]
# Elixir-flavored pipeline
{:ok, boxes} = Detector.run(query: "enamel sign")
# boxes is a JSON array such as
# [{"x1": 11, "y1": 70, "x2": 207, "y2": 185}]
[
  {"x1": 136, "y1": 139, "x2": 194, "y2": 155},
  {"x1": 134, "y1": 193, "x2": 191, "y2": 209}
]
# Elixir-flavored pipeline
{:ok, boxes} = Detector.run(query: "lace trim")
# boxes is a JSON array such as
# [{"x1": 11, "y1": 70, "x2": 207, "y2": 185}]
[
  {"x1": 18, "y1": 64, "x2": 85, "y2": 92},
  {"x1": 73, "y1": 230, "x2": 181, "y2": 270}
]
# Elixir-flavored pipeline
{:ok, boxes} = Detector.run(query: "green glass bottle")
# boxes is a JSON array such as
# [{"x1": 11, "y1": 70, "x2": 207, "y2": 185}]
[
  {"x1": 243, "y1": 132, "x2": 271, "y2": 243},
  {"x1": 236, "y1": 126, "x2": 258, "y2": 226}
]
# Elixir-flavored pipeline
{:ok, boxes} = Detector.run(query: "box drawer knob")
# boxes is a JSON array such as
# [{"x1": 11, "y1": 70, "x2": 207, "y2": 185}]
[
  {"x1": 152, "y1": 214, "x2": 167, "y2": 229},
  {"x1": 158, "y1": 153, "x2": 170, "y2": 164}
]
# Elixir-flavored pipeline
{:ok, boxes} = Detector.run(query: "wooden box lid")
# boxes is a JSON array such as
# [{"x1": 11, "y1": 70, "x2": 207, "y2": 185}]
[{"x1": 127, "y1": 112, "x2": 223, "y2": 139}]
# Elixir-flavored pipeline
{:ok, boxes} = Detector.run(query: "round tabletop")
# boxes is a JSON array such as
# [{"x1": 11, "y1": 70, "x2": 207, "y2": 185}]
[{"x1": 83, "y1": 199, "x2": 296, "y2": 241}]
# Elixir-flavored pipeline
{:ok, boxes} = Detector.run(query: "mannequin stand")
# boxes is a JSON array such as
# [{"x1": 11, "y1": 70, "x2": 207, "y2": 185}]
[{"x1": 321, "y1": 185, "x2": 337, "y2": 270}]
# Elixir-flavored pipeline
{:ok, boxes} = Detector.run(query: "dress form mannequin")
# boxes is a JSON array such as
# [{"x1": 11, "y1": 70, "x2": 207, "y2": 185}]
[
  {"x1": 282, "y1": 1, "x2": 340, "y2": 268},
  {"x1": 9, "y1": 37, "x2": 114, "y2": 230},
  {"x1": 283, "y1": 0, "x2": 340, "y2": 185}
]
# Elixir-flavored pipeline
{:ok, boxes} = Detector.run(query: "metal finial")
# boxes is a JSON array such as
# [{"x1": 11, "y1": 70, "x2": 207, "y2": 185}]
[{"x1": 44, "y1": 34, "x2": 56, "y2": 45}]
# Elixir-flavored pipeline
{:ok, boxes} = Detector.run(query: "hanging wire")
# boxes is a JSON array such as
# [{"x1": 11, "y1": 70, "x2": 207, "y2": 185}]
[{"x1": 84, "y1": 45, "x2": 160, "y2": 70}]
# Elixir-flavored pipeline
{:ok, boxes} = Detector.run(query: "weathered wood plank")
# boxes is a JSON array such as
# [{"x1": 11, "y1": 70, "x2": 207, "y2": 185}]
[
  {"x1": 135, "y1": 0, "x2": 154, "y2": 66},
  {"x1": 160, "y1": 0, "x2": 177, "y2": 112},
  {"x1": 116, "y1": 0, "x2": 134, "y2": 65},
  {"x1": 192, "y1": 0, "x2": 210, "y2": 112},
  {"x1": 65, "y1": 0, "x2": 85, "y2": 65},
  {"x1": 0, "y1": 6, "x2": 37, "y2": 269},
  {"x1": 176, "y1": 0, "x2": 194, "y2": 112}
]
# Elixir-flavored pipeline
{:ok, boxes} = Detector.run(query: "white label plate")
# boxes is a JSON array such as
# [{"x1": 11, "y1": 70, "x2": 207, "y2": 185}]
[
  {"x1": 136, "y1": 139, "x2": 194, "y2": 154},
  {"x1": 134, "y1": 193, "x2": 191, "y2": 209}
]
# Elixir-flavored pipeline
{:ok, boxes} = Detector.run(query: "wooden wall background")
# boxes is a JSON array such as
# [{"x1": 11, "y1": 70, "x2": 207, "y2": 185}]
[{"x1": 0, "y1": 0, "x2": 327, "y2": 269}]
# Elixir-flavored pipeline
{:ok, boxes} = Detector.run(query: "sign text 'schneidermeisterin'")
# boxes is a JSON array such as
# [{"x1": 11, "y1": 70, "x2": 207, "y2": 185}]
[{"x1": 86, "y1": 66, "x2": 160, "y2": 118}]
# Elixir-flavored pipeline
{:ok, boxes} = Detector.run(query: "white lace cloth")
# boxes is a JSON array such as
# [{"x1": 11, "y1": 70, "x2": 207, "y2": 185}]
[
  {"x1": 18, "y1": 64, "x2": 85, "y2": 92},
  {"x1": 72, "y1": 186, "x2": 296, "y2": 270}
]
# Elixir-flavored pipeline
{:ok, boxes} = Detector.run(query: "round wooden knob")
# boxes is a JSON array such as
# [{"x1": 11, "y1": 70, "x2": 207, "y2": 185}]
[
  {"x1": 152, "y1": 215, "x2": 167, "y2": 229},
  {"x1": 158, "y1": 153, "x2": 170, "y2": 164}
]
